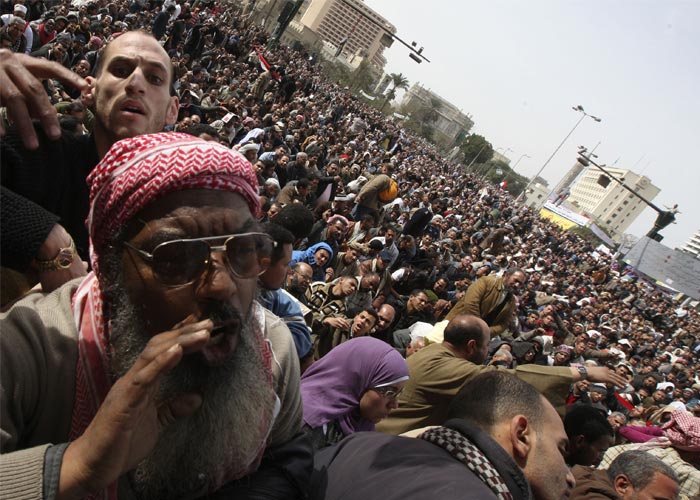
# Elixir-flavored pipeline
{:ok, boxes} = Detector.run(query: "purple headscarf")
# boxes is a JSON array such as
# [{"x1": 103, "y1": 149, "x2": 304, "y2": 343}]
[{"x1": 301, "y1": 337, "x2": 409, "y2": 436}]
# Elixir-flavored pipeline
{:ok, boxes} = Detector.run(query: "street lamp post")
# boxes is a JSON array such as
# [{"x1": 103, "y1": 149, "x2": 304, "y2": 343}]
[
  {"x1": 480, "y1": 147, "x2": 512, "y2": 176},
  {"x1": 516, "y1": 105, "x2": 601, "y2": 203},
  {"x1": 512, "y1": 153, "x2": 531, "y2": 170}
]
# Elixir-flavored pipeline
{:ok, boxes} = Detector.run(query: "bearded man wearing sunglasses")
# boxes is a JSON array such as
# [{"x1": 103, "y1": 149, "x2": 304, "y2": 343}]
[{"x1": 0, "y1": 133, "x2": 311, "y2": 500}]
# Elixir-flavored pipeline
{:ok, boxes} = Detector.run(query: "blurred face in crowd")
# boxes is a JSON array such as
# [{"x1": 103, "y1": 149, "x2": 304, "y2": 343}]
[
  {"x1": 326, "y1": 220, "x2": 347, "y2": 242},
  {"x1": 351, "y1": 310, "x2": 377, "y2": 338},
  {"x1": 376, "y1": 305, "x2": 395, "y2": 332},
  {"x1": 313, "y1": 248, "x2": 331, "y2": 267},
  {"x1": 408, "y1": 292, "x2": 429, "y2": 313},
  {"x1": 503, "y1": 271, "x2": 526, "y2": 294}
]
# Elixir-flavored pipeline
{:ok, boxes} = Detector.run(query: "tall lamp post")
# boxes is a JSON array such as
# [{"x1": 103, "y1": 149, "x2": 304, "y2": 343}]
[
  {"x1": 481, "y1": 147, "x2": 512, "y2": 176},
  {"x1": 512, "y1": 153, "x2": 530, "y2": 170},
  {"x1": 517, "y1": 105, "x2": 601, "y2": 202}
]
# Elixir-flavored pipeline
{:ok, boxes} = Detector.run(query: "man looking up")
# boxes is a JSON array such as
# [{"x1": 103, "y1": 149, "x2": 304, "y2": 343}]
[
  {"x1": 1, "y1": 31, "x2": 179, "y2": 283},
  {"x1": 311, "y1": 371, "x2": 576, "y2": 500},
  {"x1": 0, "y1": 134, "x2": 309, "y2": 499}
]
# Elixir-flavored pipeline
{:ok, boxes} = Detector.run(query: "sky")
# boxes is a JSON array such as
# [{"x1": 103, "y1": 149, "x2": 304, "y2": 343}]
[{"x1": 364, "y1": 0, "x2": 699, "y2": 249}]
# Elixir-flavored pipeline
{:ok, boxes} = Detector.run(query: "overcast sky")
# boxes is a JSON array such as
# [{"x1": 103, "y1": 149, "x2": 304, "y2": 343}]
[{"x1": 364, "y1": 0, "x2": 699, "y2": 249}]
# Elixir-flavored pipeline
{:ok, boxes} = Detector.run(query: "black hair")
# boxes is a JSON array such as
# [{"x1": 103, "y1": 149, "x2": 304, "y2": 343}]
[
  {"x1": 273, "y1": 204, "x2": 314, "y2": 242},
  {"x1": 564, "y1": 405, "x2": 613, "y2": 444},
  {"x1": 261, "y1": 222, "x2": 295, "y2": 263},
  {"x1": 448, "y1": 371, "x2": 545, "y2": 433}
]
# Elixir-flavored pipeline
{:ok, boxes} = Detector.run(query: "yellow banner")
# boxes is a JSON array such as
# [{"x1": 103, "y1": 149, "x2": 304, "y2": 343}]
[{"x1": 539, "y1": 208, "x2": 578, "y2": 230}]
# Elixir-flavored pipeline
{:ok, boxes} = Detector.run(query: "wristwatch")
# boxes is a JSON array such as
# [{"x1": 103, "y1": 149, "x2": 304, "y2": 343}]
[
  {"x1": 576, "y1": 365, "x2": 588, "y2": 381},
  {"x1": 32, "y1": 239, "x2": 77, "y2": 271}
]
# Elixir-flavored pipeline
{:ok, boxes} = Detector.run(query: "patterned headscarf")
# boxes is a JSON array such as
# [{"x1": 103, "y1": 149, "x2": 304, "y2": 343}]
[
  {"x1": 71, "y1": 132, "x2": 269, "y2": 499},
  {"x1": 86, "y1": 132, "x2": 260, "y2": 277}
]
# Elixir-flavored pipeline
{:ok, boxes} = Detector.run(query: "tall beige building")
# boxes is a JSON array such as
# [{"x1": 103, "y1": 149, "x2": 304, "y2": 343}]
[
  {"x1": 297, "y1": 0, "x2": 396, "y2": 70},
  {"x1": 400, "y1": 83, "x2": 474, "y2": 146},
  {"x1": 567, "y1": 166, "x2": 660, "y2": 241}
]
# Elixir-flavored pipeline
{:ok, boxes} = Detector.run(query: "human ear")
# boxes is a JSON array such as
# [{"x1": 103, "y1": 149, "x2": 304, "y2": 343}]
[
  {"x1": 613, "y1": 474, "x2": 632, "y2": 495},
  {"x1": 81, "y1": 76, "x2": 96, "y2": 106},
  {"x1": 165, "y1": 96, "x2": 179, "y2": 125},
  {"x1": 510, "y1": 415, "x2": 532, "y2": 463}
]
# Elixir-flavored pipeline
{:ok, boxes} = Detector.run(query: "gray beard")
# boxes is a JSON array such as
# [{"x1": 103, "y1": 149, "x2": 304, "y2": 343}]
[{"x1": 108, "y1": 287, "x2": 276, "y2": 499}]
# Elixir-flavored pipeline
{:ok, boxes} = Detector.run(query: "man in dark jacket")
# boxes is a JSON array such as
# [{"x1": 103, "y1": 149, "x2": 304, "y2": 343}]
[{"x1": 310, "y1": 371, "x2": 575, "y2": 500}]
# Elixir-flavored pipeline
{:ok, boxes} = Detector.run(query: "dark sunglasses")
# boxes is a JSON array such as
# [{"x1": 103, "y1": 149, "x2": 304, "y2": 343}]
[{"x1": 124, "y1": 232, "x2": 273, "y2": 286}]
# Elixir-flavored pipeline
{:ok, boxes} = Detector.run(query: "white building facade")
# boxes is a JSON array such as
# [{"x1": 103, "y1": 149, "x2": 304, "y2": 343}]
[{"x1": 567, "y1": 167, "x2": 660, "y2": 241}]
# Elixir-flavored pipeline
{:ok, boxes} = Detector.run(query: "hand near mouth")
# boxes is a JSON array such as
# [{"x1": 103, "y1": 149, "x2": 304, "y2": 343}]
[{"x1": 58, "y1": 316, "x2": 213, "y2": 498}]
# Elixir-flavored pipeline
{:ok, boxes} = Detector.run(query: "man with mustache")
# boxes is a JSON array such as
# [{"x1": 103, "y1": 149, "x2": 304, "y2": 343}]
[{"x1": 0, "y1": 133, "x2": 310, "y2": 499}]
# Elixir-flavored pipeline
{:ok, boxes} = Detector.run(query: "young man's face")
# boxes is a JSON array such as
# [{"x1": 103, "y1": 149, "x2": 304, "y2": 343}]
[{"x1": 89, "y1": 32, "x2": 178, "y2": 152}]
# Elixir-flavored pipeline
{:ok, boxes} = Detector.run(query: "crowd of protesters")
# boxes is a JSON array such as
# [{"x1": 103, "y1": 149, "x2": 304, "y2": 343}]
[{"x1": 2, "y1": 0, "x2": 700, "y2": 496}]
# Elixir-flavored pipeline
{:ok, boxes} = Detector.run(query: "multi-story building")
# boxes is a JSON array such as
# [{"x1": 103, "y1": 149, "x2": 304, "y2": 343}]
[
  {"x1": 400, "y1": 83, "x2": 474, "y2": 146},
  {"x1": 567, "y1": 166, "x2": 660, "y2": 242},
  {"x1": 292, "y1": 0, "x2": 396, "y2": 72},
  {"x1": 522, "y1": 182, "x2": 551, "y2": 210},
  {"x1": 680, "y1": 230, "x2": 700, "y2": 258}
]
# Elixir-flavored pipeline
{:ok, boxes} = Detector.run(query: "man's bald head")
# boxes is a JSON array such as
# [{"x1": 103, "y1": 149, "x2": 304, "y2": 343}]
[{"x1": 443, "y1": 314, "x2": 490, "y2": 364}]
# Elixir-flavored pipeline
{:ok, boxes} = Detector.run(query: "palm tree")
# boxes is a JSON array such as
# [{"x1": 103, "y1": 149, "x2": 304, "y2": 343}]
[{"x1": 380, "y1": 73, "x2": 409, "y2": 112}]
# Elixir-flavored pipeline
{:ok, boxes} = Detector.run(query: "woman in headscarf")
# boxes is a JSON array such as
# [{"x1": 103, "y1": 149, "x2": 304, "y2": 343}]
[
  {"x1": 291, "y1": 242, "x2": 333, "y2": 282},
  {"x1": 301, "y1": 337, "x2": 409, "y2": 450}
]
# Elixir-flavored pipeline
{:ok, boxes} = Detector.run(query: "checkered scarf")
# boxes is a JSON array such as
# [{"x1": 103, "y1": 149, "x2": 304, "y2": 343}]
[
  {"x1": 662, "y1": 410, "x2": 700, "y2": 451},
  {"x1": 419, "y1": 426, "x2": 514, "y2": 500},
  {"x1": 70, "y1": 132, "x2": 269, "y2": 499}
]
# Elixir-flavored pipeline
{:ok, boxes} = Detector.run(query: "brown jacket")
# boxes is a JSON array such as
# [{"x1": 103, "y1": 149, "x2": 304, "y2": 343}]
[{"x1": 445, "y1": 275, "x2": 515, "y2": 337}]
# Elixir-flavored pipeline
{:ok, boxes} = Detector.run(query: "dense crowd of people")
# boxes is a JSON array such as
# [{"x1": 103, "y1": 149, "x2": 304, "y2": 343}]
[{"x1": 1, "y1": 0, "x2": 699, "y2": 498}]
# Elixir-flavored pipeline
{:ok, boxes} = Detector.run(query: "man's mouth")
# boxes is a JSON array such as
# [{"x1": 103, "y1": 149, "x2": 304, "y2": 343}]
[
  {"x1": 200, "y1": 315, "x2": 241, "y2": 366},
  {"x1": 120, "y1": 101, "x2": 146, "y2": 116}
]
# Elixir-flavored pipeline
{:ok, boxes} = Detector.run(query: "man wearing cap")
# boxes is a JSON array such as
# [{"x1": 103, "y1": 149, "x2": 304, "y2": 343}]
[
  {"x1": 0, "y1": 4, "x2": 32, "y2": 53},
  {"x1": 0, "y1": 133, "x2": 310, "y2": 499},
  {"x1": 0, "y1": 14, "x2": 27, "y2": 53}
]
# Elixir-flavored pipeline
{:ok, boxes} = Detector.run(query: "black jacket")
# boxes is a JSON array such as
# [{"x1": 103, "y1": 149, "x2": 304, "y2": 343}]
[{"x1": 310, "y1": 419, "x2": 533, "y2": 500}]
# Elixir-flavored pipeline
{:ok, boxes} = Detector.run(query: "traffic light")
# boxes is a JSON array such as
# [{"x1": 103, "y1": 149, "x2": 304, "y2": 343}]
[
  {"x1": 409, "y1": 52, "x2": 422, "y2": 63},
  {"x1": 597, "y1": 174, "x2": 611, "y2": 188}
]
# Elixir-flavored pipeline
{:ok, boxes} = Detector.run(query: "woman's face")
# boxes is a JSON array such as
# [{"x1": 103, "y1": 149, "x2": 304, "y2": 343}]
[
  {"x1": 314, "y1": 249, "x2": 330, "y2": 267},
  {"x1": 359, "y1": 381, "x2": 406, "y2": 424}
]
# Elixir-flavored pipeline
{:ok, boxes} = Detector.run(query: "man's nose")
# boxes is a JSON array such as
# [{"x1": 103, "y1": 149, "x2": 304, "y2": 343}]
[
  {"x1": 566, "y1": 469, "x2": 576, "y2": 491},
  {"x1": 125, "y1": 67, "x2": 147, "y2": 94},
  {"x1": 195, "y1": 252, "x2": 237, "y2": 300}
]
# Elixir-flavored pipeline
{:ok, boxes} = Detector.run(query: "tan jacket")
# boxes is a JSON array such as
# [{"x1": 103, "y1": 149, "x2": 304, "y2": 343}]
[{"x1": 376, "y1": 343, "x2": 572, "y2": 435}]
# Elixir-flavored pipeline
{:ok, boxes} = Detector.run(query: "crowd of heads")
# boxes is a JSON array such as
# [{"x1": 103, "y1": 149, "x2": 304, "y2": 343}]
[
  {"x1": 5, "y1": 0, "x2": 700, "y2": 492},
  {"x1": 10, "y1": 0, "x2": 695, "y2": 409}
]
